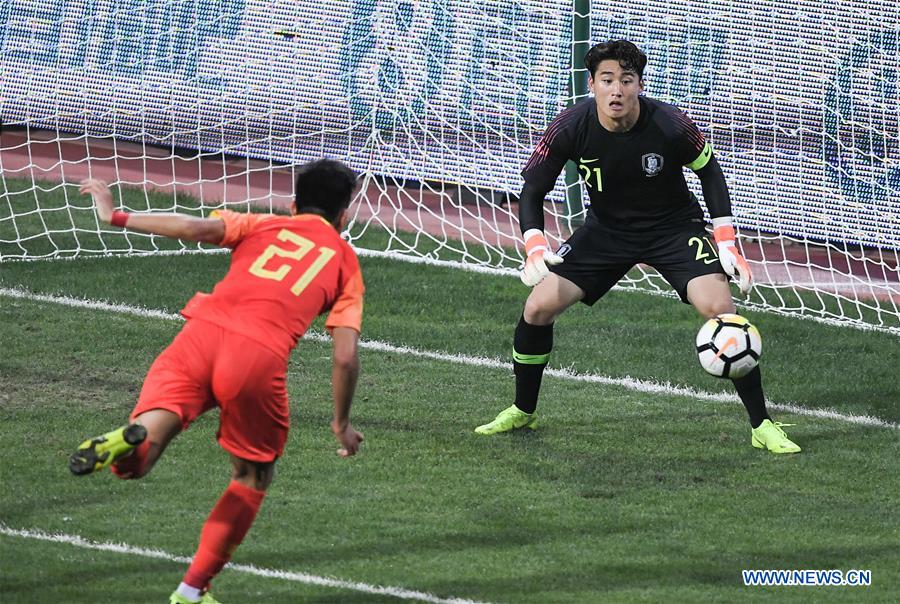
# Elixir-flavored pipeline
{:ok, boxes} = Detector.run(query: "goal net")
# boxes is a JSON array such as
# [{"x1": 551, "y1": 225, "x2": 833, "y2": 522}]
[{"x1": 1, "y1": 0, "x2": 897, "y2": 334}]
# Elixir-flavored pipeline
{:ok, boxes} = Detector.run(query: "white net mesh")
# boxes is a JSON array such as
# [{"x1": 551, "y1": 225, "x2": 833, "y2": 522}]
[{"x1": 1, "y1": 0, "x2": 898, "y2": 333}]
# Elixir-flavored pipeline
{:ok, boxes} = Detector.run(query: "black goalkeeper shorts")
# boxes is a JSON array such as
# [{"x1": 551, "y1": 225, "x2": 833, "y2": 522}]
[{"x1": 549, "y1": 218, "x2": 727, "y2": 305}]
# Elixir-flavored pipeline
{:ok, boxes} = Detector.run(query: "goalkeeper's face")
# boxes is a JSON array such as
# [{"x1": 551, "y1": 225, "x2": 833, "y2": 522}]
[{"x1": 589, "y1": 59, "x2": 643, "y2": 125}]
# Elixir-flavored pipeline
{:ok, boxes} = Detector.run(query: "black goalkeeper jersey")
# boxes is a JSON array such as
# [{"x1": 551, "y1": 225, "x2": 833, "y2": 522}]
[{"x1": 522, "y1": 95, "x2": 712, "y2": 231}]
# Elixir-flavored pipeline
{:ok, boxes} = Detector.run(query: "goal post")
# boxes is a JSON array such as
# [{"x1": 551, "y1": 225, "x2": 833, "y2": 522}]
[
  {"x1": 563, "y1": 0, "x2": 591, "y2": 225},
  {"x1": 0, "y1": 0, "x2": 897, "y2": 334}
]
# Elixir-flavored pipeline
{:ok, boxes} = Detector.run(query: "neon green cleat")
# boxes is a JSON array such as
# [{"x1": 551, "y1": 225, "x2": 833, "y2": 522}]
[
  {"x1": 751, "y1": 419, "x2": 801, "y2": 454},
  {"x1": 474, "y1": 405, "x2": 537, "y2": 435},
  {"x1": 169, "y1": 591, "x2": 221, "y2": 604},
  {"x1": 68, "y1": 423, "x2": 147, "y2": 475}
]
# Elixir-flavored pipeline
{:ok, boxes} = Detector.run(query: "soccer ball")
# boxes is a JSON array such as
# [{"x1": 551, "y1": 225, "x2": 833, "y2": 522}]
[{"x1": 695, "y1": 313, "x2": 761, "y2": 379}]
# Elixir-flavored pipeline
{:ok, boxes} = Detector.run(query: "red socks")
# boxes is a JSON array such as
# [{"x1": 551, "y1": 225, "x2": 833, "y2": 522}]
[
  {"x1": 182, "y1": 480, "x2": 266, "y2": 590},
  {"x1": 110, "y1": 439, "x2": 151, "y2": 479}
]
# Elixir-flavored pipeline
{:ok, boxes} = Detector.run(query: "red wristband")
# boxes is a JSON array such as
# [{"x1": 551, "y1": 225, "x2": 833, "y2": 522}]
[
  {"x1": 713, "y1": 224, "x2": 736, "y2": 244},
  {"x1": 110, "y1": 211, "x2": 130, "y2": 228}
]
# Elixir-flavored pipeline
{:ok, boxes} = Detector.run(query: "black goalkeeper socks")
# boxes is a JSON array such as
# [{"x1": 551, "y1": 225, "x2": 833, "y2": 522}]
[
  {"x1": 512, "y1": 315, "x2": 554, "y2": 414},
  {"x1": 732, "y1": 365, "x2": 770, "y2": 428}
]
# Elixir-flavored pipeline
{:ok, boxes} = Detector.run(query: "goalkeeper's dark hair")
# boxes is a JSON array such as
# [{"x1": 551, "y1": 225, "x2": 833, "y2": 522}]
[
  {"x1": 293, "y1": 158, "x2": 358, "y2": 222},
  {"x1": 584, "y1": 40, "x2": 647, "y2": 79}
]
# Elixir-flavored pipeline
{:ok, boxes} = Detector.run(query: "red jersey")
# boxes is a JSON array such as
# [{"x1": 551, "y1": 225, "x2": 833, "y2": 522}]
[{"x1": 181, "y1": 211, "x2": 364, "y2": 359}]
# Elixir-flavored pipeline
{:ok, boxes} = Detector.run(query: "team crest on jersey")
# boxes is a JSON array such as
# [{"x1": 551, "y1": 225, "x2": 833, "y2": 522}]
[{"x1": 642, "y1": 153, "x2": 664, "y2": 177}]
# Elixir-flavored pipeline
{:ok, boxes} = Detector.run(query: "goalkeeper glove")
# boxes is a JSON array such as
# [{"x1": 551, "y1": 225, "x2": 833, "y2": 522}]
[
  {"x1": 520, "y1": 229, "x2": 564, "y2": 286},
  {"x1": 712, "y1": 216, "x2": 753, "y2": 295}
]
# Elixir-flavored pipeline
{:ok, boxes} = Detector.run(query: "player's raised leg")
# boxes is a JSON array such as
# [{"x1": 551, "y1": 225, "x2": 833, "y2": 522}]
[
  {"x1": 475, "y1": 273, "x2": 583, "y2": 435},
  {"x1": 71, "y1": 319, "x2": 218, "y2": 478},
  {"x1": 170, "y1": 456, "x2": 272, "y2": 604},
  {"x1": 687, "y1": 274, "x2": 800, "y2": 453}
]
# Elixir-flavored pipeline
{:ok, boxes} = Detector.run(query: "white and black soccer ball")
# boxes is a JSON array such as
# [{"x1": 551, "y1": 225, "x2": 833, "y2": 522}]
[{"x1": 695, "y1": 313, "x2": 761, "y2": 379}]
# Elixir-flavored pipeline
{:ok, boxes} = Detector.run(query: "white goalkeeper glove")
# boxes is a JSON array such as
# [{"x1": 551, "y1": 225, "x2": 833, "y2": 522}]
[
  {"x1": 520, "y1": 228, "x2": 564, "y2": 286},
  {"x1": 712, "y1": 216, "x2": 753, "y2": 295}
]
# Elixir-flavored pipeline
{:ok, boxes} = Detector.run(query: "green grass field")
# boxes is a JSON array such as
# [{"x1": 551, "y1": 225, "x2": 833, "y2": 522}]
[{"x1": 1, "y1": 245, "x2": 898, "y2": 603}]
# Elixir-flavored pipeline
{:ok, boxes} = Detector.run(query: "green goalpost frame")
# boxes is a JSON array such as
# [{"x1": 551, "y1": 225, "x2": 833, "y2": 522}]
[{"x1": 564, "y1": 0, "x2": 591, "y2": 227}]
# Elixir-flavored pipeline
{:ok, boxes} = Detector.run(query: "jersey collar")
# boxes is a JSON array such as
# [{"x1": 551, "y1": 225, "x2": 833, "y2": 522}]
[{"x1": 292, "y1": 213, "x2": 334, "y2": 228}]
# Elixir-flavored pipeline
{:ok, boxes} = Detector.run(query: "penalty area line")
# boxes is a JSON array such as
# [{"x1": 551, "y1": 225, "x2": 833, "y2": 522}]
[
  {"x1": 0, "y1": 286, "x2": 896, "y2": 431},
  {"x1": 0, "y1": 525, "x2": 489, "y2": 604}
]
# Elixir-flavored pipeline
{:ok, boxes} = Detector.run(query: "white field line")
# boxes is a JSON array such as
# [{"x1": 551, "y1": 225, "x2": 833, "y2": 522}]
[
  {"x1": 0, "y1": 525, "x2": 489, "y2": 604},
  {"x1": 1, "y1": 286, "x2": 896, "y2": 430}
]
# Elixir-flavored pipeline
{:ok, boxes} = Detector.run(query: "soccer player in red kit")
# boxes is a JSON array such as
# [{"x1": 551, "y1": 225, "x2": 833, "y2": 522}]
[{"x1": 69, "y1": 159, "x2": 365, "y2": 604}]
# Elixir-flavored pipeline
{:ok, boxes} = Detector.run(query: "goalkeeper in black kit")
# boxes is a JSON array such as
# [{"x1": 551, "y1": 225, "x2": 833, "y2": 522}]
[{"x1": 474, "y1": 40, "x2": 800, "y2": 454}]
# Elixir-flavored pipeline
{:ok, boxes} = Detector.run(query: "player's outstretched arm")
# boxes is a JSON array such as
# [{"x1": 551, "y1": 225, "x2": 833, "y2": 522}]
[
  {"x1": 330, "y1": 326, "x2": 363, "y2": 457},
  {"x1": 80, "y1": 179, "x2": 225, "y2": 244}
]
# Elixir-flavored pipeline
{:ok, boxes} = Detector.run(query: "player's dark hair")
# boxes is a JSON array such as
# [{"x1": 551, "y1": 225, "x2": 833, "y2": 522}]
[
  {"x1": 584, "y1": 40, "x2": 647, "y2": 79},
  {"x1": 293, "y1": 158, "x2": 358, "y2": 222}
]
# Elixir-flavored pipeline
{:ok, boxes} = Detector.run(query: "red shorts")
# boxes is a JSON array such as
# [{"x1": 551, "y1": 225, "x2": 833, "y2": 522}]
[{"x1": 133, "y1": 319, "x2": 290, "y2": 462}]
